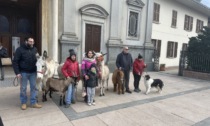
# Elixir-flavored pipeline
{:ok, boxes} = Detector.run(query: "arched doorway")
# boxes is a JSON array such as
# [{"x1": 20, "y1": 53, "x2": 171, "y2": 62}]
[{"x1": 0, "y1": 0, "x2": 41, "y2": 57}]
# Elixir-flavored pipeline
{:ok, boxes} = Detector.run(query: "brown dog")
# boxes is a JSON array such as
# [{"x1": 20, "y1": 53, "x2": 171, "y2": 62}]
[{"x1": 112, "y1": 69, "x2": 124, "y2": 94}]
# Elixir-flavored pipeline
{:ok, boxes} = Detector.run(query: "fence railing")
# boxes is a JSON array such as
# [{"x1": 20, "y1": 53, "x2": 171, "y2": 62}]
[{"x1": 179, "y1": 51, "x2": 210, "y2": 76}]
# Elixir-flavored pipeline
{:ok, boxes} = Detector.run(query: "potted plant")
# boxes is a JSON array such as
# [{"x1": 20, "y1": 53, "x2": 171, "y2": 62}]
[{"x1": 160, "y1": 64, "x2": 166, "y2": 71}]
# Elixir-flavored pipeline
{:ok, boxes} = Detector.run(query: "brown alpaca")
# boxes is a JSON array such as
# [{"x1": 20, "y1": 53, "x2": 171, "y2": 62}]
[{"x1": 112, "y1": 69, "x2": 124, "y2": 94}]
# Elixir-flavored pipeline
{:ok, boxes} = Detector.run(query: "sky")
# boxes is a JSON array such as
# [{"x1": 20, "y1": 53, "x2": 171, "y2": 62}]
[{"x1": 201, "y1": 0, "x2": 210, "y2": 7}]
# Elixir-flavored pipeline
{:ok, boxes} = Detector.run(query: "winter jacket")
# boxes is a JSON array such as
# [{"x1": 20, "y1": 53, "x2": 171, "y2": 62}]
[
  {"x1": 116, "y1": 52, "x2": 133, "y2": 71},
  {"x1": 81, "y1": 57, "x2": 96, "y2": 76},
  {"x1": 133, "y1": 58, "x2": 146, "y2": 75},
  {"x1": 86, "y1": 71, "x2": 98, "y2": 88},
  {"x1": 12, "y1": 44, "x2": 38, "y2": 75},
  {"x1": 61, "y1": 57, "x2": 80, "y2": 81},
  {"x1": 0, "y1": 47, "x2": 8, "y2": 66}
]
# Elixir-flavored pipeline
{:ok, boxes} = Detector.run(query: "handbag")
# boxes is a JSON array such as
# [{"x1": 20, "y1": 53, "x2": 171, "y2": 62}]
[{"x1": 1, "y1": 58, "x2": 12, "y2": 66}]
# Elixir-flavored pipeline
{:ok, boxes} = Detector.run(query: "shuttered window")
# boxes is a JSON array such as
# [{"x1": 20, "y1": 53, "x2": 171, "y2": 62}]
[
  {"x1": 152, "y1": 39, "x2": 161, "y2": 57},
  {"x1": 196, "y1": 19, "x2": 203, "y2": 33},
  {"x1": 153, "y1": 3, "x2": 160, "y2": 22},
  {"x1": 182, "y1": 43, "x2": 188, "y2": 51},
  {"x1": 171, "y1": 10, "x2": 177, "y2": 27},
  {"x1": 184, "y1": 15, "x2": 193, "y2": 31},
  {"x1": 167, "y1": 41, "x2": 178, "y2": 58}
]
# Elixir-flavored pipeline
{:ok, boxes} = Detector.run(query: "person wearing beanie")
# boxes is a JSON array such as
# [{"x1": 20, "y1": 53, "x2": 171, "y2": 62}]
[
  {"x1": 62, "y1": 49, "x2": 80, "y2": 108},
  {"x1": 132, "y1": 53, "x2": 146, "y2": 93}
]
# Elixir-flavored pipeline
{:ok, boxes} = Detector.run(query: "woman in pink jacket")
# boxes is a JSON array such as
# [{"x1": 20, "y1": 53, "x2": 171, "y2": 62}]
[
  {"x1": 133, "y1": 54, "x2": 146, "y2": 93},
  {"x1": 81, "y1": 50, "x2": 97, "y2": 103}
]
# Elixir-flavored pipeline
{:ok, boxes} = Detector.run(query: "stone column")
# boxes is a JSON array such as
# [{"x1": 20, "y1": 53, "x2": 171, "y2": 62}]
[
  {"x1": 59, "y1": 0, "x2": 80, "y2": 63},
  {"x1": 52, "y1": 0, "x2": 58, "y2": 61},
  {"x1": 144, "y1": 0, "x2": 154, "y2": 47},
  {"x1": 61, "y1": 0, "x2": 77, "y2": 40},
  {"x1": 108, "y1": 0, "x2": 123, "y2": 44},
  {"x1": 143, "y1": 0, "x2": 154, "y2": 71}
]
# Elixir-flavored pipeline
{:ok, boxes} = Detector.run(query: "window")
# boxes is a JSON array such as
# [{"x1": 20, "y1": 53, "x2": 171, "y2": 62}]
[
  {"x1": 184, "y1": 15, "x2": 193, "y2": 31},
  {"x1": 0, "y1": 15, "x2": 9, "y2": 32},
  {"x1": 17, "y1": 18, "x2": 32, "y2": 34},
  {"x1": 171, "y1": 10, "x2": 177, "y2": 27},
  {"x1": 167, "y1": 41, "x2": 178, "y2": 58},
  {"x1": 152, "y1": 39, "x2": 161, "y2": 57},
  {"x1": 196, "y1": 19, "x2": 203, "y2": 33},
  {"x1": 153, "y1": 3, "x2": 160, "y2": 22},
  {"x1": 128, "y1": 11, "x2": 139, "y2": 37},
  {"x1": 182, "y1": 43, "x2": 188, "y2": 51}
]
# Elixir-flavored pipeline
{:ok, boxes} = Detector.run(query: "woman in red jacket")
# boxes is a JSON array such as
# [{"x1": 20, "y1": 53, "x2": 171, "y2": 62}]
[
  {"x1": 62, "y1": 49, "x2": 80, "y2": 108},
  {"x1": 133, "y1": 54, "x2": 146, "y2": 93}
]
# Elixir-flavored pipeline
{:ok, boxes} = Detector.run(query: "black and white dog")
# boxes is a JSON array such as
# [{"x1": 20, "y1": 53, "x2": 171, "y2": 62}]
[{"x1": 144, "y1": 75, "x2": 164, "y2": 95}]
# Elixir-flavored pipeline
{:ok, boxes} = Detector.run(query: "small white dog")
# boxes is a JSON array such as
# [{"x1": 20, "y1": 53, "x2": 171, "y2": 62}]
[{"x1": 144, "y1": 75, "x2": 164, "y2": 95}]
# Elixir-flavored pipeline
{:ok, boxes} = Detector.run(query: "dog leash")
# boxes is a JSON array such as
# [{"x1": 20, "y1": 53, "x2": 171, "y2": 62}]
[{"x1": 13, "y1": 77, "x2": 20, "y2": 87}]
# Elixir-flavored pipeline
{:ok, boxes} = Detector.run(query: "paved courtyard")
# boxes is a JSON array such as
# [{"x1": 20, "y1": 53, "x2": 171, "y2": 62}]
[{"x1": 0, "y1": 67, "x2": 210, "y2": 126}]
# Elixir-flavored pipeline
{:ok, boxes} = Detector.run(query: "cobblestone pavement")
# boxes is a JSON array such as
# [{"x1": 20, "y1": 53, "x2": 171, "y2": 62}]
[
  {"x1": 0, "y1": 66, "x2": 16, "y2": 88},
  {"x1": 1, "y1": 67, "x2": 210, "y2": 126}
]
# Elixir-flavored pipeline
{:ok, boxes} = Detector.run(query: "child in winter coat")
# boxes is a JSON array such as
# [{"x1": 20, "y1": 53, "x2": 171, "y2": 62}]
[
  {"x1": 132, "y1": 54, "x2": 146, "y2": 93},
  {"x1": 62, "y1": 49, "x2": 80, "y2": 108},
  {"x1": 86, "y1": 64, "x2": 98, "y2": 106}
]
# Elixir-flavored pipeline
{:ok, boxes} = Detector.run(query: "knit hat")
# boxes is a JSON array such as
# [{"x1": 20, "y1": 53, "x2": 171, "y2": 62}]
[
  {"x1": 138, "y1": 53, "x2": 143, "y2": 59},
  {"x1": 69, "y1": 49, "x2": 76, "y2": 57}
]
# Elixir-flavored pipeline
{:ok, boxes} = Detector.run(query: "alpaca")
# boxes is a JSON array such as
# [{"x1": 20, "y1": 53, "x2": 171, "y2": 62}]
[
  {"x1": 112, "y1": 69, "x2": 124, "y2": 94},
  {"x1": 95, "y1": 52, "x2": 110, "y2": 96}
]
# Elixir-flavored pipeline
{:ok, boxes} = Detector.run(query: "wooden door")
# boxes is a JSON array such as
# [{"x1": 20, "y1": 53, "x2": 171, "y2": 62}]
[
  {"x1": 0, "y1": 6, "x2": 36, "y2": 57},
  {"x1": 85, "y1": 24, "x2": 101, "y2": 52},
  {"x1": 0, "y1": 14, "x2": 11, "y2": 57}
]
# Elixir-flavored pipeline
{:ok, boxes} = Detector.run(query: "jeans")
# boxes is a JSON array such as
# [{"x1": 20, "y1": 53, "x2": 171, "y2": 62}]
[
  {"x1": 123, "y1": 70, "x2": 130, "y2": 90},
  {"x1": 87, "y1": 87, "x2": 95, "y2": 104},
  {"x1": 20, "y1": 72, "x2": 37, "y2": 105},
  {"x1": 66, "y1": 84, "x2": 75, "y2": 105},
  {"x1": 0, "y1": 66, "x2": 4, "y2": 79}
]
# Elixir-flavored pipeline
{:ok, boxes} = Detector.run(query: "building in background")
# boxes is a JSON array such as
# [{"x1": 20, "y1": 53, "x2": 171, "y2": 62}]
[
  {"x1": 151, "y1": 0, "x2": 210, "y2": 69},
  {"x1": 0, "y1": 0, "x2": 155, "y2": 71}
]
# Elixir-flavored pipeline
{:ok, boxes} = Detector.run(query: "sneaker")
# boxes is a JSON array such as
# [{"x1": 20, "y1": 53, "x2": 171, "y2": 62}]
[
  {"x1": 88, "y1": 103, "x2": 91, "y2": 106},
  {"x1": 137, "y1": 88, "x2": 141, "y2": 92},
  {"x1": 0, "y1": 78, "x2": 4, "y2": 81},
  {"x1": 134, "y1": 89, "x2": 139, "y2": 93},
  {"x1": 31, "y1": 103, "x2": 42, "y2": 108},
  {"x1": 92, "y1": 102, "x2": 96, "y2": 106},
  {"x1": 21, "y1": 104, "x2": 27, "y2": 110},
  {"x1": 65, "y1": 104, "x2": 70, "y2": 108},
  {"x1": 125, "y1": 90, "x2": 132, "y2": 94}
]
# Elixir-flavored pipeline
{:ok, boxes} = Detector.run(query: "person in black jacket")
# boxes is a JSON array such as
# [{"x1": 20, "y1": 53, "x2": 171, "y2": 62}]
[
  {"x1": 13, "y1": 37, "x2": 42, "y2": 110},
  {"x1": 86, "y1": 63, "x2": 98, "y2": 106},
  {"x1": 116, "y1": 46, "x2": 133, "y2": 93},
  {"x1": 0, "y1": 41, "x2": 8, "y2": 81}
]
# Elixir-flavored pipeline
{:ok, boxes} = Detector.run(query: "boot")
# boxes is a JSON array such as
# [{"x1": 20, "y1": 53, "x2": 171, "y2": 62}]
[
  {"x1": 21, "y1": 104, "x2": 27, "y2": 110},
  {"x1": 31, "y1": 103, "x2": 42, "y2": 108}
]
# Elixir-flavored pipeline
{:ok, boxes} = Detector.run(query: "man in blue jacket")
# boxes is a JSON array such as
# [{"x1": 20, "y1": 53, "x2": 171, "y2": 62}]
[
  {"x1": 0, "y1": 41, "x2": 8, "y2": 81},
  {"x1": 116, "y1": 46, "x2": 133, "y2": 93},
  {"x1": 13, "y1": 37, "x2": 42, "y2": 110}
]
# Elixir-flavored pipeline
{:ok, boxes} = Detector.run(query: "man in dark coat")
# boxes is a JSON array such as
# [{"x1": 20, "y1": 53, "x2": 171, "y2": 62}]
[
  {"x1": 13, "y1": 37, "x2": 42, "y2": 110},
  {"x1": 116, "y1": 46, "x2": 133, "y2": 93},
  {"x1": 0, "y1": 41, "x2": 8, "y2": 80}
]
